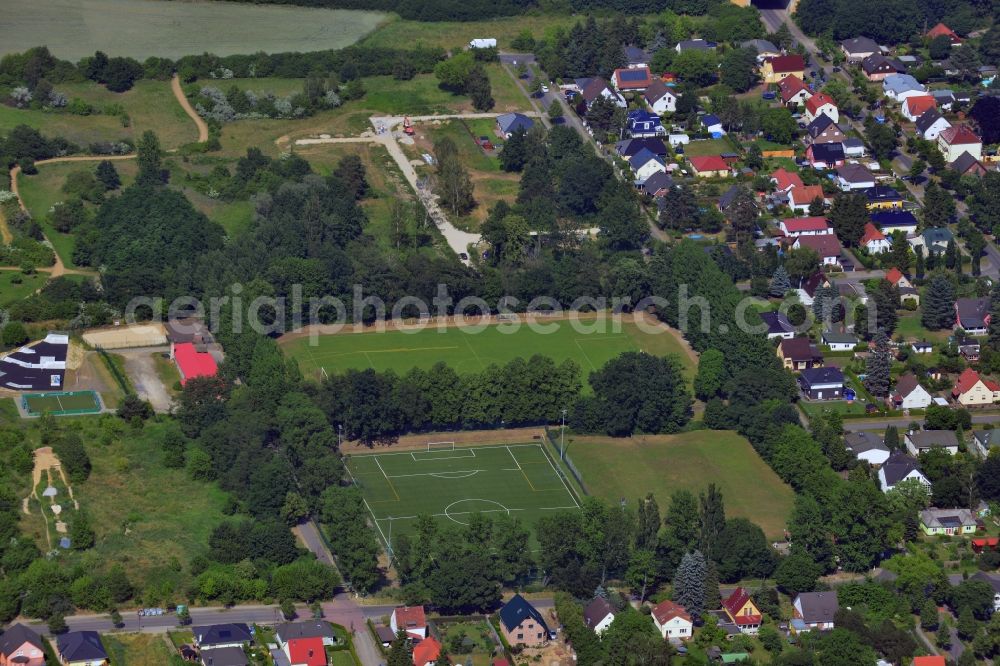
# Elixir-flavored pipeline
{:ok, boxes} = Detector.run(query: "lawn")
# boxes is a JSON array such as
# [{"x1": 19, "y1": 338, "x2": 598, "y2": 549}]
[
  {"x1": 66, "y1": 420, "x2": 230, "y2": 594},
  {"x1": 280, "y1": 318, "x2": 697, "y2": 386},
  {"x1": 346, "y1": 442, "x2": 580, "y2": 550},
  {"x1": 1, "y1": 0, "x2": 385, "y2": 60},
  {"x1": 896, "y1": 312, "x2": 951, "y2": 343},
  {"x1": 437, "y1": 620, "x2": 496, "y2": 666},
  {"x1": 17, "y1": 159, "x2": 139, "y2": 269},
  {"x1": 0, "y1": 80, "x2": 197, "y2": 150},
  {"x1": 103, "y1": 633, "x2": 176, "y2": 666},
  {"x1": 565, "y1": 430, "x2": 796, "y2": 539},
  {"x1": 683, "y1": 137, "x2": 738, "y2": 157},
  {"x1": 0, "y1": 270, "x2": 47, "y2": 305}
]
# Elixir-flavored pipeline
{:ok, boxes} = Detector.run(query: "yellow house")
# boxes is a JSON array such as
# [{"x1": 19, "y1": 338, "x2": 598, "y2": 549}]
[
  {"x1": 952, "y1": 368, "x2": 1000, "y2": 406},
  {"x1": 761, "y1": 55, "x2": 807, "y2": 84},
  {"x1": 723, "y1": 587, "x2": 762, "y2": 635}
]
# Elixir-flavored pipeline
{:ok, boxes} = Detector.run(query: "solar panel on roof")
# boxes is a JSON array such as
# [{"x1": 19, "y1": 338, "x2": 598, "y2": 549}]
[{"x1": 620, "y1": 70, "x2": 648, "y2": 81}]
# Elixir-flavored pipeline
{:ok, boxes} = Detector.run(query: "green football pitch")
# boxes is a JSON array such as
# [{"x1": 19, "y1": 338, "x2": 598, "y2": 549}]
[
  {"x1": 281, "y1": 320, "x2": 696, "y2": 382},
  {"x1": 346, "y1": 443, "x2": 581, "y2": 551},
  {"x1": 21, "y1": 391, "x2": 101, "y2": 416}
]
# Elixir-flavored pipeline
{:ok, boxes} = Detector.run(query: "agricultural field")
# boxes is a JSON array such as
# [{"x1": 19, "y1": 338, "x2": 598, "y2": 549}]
[
  {"x1": 565, "y1": 430, "x2": 796, "y2": 539},
  {"x1": 280, "y1": 318, "x2": 697, "y2": 385},
  {"x1": 347, "y1": 442, "x2": 580, "y2": 550},
  {"x1": 0, "y1": 0, "x2": 386, "y2": 60},
  {"x1": 17, "y1": 159, "x2": 138, "y2": 268},
  {"x1": 0, "y1": 80, "x2": 199, "y2": 149},
  {"x1": 361, "y1": 14, "x2": 583, "y2": 51}
]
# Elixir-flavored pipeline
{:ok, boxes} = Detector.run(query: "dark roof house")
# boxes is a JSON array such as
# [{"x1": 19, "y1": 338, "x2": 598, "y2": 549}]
[
  {"x1": 794, "y1": 591, "x2": 840, "y2": 626},
  {"x1": 57, "y1": 631, "x2": 108, "y2": 664},
  {"x1": 496, "y1": 113, "x2": 534, "y2": 137},
  {"x1": 194, "y1": 624, "x2": 253, "y2": 648},
  {"x1": 583, "y1": 597, "x2": 614, "y2": 632},
  {"x1": 201, "y1": 646, "x2": 249, "y2": 666},
  {"x1": 0, "y1": 623, "x2": 45, "y2": 662},
  {"x1": 499, "y1": 594, "x2": 549, "y2": 635},
  {"x1": 615, "y1": 137, "x2": 667, "y2": 158},
  {"x1": 641, "y1": 171, "x2": 674, "y2": 197},
  {"x1": 956, "y1": 297, "x2": 990, "y2": 331},
  {"x1": 276, "y1": 621, "x2": 337, "y2": 644}
]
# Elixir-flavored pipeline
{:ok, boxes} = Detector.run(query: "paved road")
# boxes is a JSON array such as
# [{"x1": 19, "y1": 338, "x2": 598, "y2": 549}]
[
  {"x1": 294, "y1": 519, "x2": 336, "y2": 566},
  {"x1": 843, "y1": 413, "x2": 1000, "y2": 431}
]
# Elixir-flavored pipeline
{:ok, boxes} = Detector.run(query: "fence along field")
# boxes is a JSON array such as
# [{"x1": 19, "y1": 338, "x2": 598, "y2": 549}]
[
  {"x1": 346, "y1": 442, "x2": 580, "y2": 552},
  {"x1": 0, "y1": 0, "x2": 387, "y2": 60}
]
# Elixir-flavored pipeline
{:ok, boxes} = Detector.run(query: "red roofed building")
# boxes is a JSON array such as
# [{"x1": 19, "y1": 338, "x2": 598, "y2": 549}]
[
  {"x1": 927, "y1": 23, "x2": 961, "y2": 45},
  {"x1": 953, "y1": 368, "x2": 1000, "y2": 406},
  {"x1": 412, "y1": 637, "x2": 442, "y2": 666},
  {"x1": 173, "y1": 341, "x2": 218, "y2": 385},
  {"x1": 779, "y1": 217, "x2": 831, "y2": 236},
  {"x1": 973, "y1": 537, "x2": 1000, "y2": 553},
  {"x1": 722, "y1": 587, "x2": 762, "y2": 634},
  {"x1": 902, "y1": 95, "x2": 936, "y2": 122},
  {"x1": 794, "y1": 234, "x2": 842, "y2": 265},
  {"x1": 886, "y1": 267, "x2": 905, "y2": 286},
  {"x1": 650, "y1": 600, "x2": 693, "y2": 640},
  {"x1": 789, "y1": 185, "x2": 828, "y2": 213},
  {"x1": 771, "y1": 167, "x2": 804, "y2": 192},
  {"x1": 938, "y1": 124, "x2": 982, "y2": 162},
  {"x1": 286, "y1": 637, "x2": 327, "y2": 666},
  {"x1": 804, "y1": 92, "x2": 838, "y2": 123},
  {"x1": 912, "y1": 657, "x2": 947, "y2": 666},
  {"x1": 611, "y1": 66, "x2": 654, "y2": 92},
  {"x1": 861, "y1": 222, "x2": 890, "y2": 253},
  {"x1": 777, "y1": 75, "x2": 812, "y2": 106},
  {"x1": 762, "y1": 54, "x2": 806, "y2": 83},
  {"x1": 391, "y1": 607, "x2": 428, "y2": 640},
  {"x1": 688, "y1": 155, "x2": 730, "y2": 178}
]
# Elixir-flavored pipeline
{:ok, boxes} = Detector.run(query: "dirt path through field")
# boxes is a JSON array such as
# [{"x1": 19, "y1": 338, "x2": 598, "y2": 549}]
[{"x1": 171, "y1": 74, "x2": 209, "y2": 143}]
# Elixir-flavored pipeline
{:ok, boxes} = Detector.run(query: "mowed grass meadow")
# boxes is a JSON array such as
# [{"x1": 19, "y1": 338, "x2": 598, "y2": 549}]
[
  {"x1": 281, "y1": 319, "x2": 697, "y2": 385},
  {"x1": 563, "y1": 431, "x2": 796, "y2": 539},
  {"x1": 0, "y1": 0, "x2": 386, "y2": 60}
]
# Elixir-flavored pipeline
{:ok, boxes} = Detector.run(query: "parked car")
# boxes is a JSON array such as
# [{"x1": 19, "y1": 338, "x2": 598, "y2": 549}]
[
  {"x1": 541, "y1": 84, "x2": 549, "y2": 93},
  {"x1": 832, "y1": 67, "x2": 841, "y2": 72},
  {"x1": 762, "y1": 91, "x2": 776, "y2": 100}
]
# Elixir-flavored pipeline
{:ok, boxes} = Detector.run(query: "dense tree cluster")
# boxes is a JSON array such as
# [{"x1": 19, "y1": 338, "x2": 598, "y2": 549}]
[{"x1": 796, "y1": 0, "x2": 992, "y2": 43}]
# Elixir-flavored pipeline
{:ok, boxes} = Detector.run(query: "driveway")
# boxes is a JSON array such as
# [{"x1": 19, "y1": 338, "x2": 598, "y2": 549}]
[{"x1": 118, "y1": 347, "x2": 174, "y2": 413}]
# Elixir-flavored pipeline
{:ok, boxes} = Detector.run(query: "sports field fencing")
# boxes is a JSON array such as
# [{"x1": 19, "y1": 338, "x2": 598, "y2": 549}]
[
  {"x1": 21, "y1": 390, "x2": 103, "y2": 416},
  {"x1": 543, "y1": 426, "x2": 589, "y2": 498},
  {"x1": 95, "y1": 348, "x2": 132, "y2": 394}
]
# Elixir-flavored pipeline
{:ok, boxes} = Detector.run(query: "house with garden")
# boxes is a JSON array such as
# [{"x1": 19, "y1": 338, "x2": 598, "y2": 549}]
[
  {"x1": 583, "y1": 597, "x2": 615, "y2": 635},
  {"x1": 778, "y1": 336, "x2": 824, "y2": 370},
  {"x1": 804, "y1": 93, "x2": 839, "y2": 124},
  {"x1": 761, "y1": 54, "x2": 806, "y2": 84},
  {"x1": 498, "y1": 594, "x2": 550, "y2": 647},
  {"x1": 722, "y1": 588, "x2": 762, "y2": 635},
  {"x1": 889, "y1": 373, "x2": 933, "y2": 410},
  {"x1": 651, "y1": 600, "x2": 693, "y2": 641},
  {"x1": 844, "y1": 431, "x2": 890, "y2": 465},
  {"x1": 919, "y1": 507, "x2": 977, "y2": 536},
  {"x1": 952, "y1": 368, "x2": 1000, "y2": 406},
  {"x1": 798, "y1": 366, "x2": 845, "y2": 400},
  {"x1": 905, "y1": 430, "x2": 959, "y2": 456},
  {"x1": 791, "y1": 591, "x2": 839, "y2": 632},
  {"x1": 878, "y1": 452, "x2": 930, "y2": 492},
  {"x1": 778, "y1": 75, "x2": 812, "y2": 107}
]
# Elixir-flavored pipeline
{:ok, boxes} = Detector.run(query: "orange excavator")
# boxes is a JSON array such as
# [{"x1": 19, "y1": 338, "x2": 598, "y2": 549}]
[{"x1": 403, "y1": 116, "x2": 414, "y2": 135}]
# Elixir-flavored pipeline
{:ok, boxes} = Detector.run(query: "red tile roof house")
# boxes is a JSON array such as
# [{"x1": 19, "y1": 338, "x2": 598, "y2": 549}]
[
  {"x1": 286, "y1": 637, "x2": 327, "y2": 666},
  {"x1": 412, "y1": 637, "x2": 442, "y2": 666},
  {"x1": 611, "y1": 66, "x2": 654, "y2": 92},
  {"x1": 762, "y1": 54, "x2": 806, "y2": 84},
  {"x1": 937, "y1": 124, "x2": 983, "y2": 163},
  {"x1": 771, "y1": 167, "x2": 804, "y2": 193},
  {"x1": 173, "y1": 341, "x2": 218, "y2": 385},
  {"x1": 779, "y1": 216, "x2": 831, "y2": 236},
  {"x1": 788, "y1": 185, "x2": 828, "y2": 213},
  {"x1": 912, "y1": 657, "x2": 947, "y2": 666},
  {"x1": 927, "y1": 22, "x2": 962, "y2": 45},
  {"x1": 722, "y1": 587, "x2": 763, "y2": 635},
  {"x1": 901, "y1": 95, "x2": 936, "y2": 122},
  {"x1": 804, "y1": 92, "x2": 838, "y2": 124},
  {"x1": 777, "y1": 74, "x2": 812, "y2": 107},
  {"x1": 688, "y1": 155, "x2": 731, "y2": 178},
  {"x1": 391, "y1": 606, "x2": 427, "y2": 640},
  {"x1": 794, "y1": 234, "x2": 843, "y2": 266},
  {"x1": 650, "y1": 600, "x2": 693, "y2": 641},
  {"x1": 860, "y1": 222, "x2": 891, "y2": 254},
  {"x1": 0, "y1": 623, "x2": 46, "y2": 666}
]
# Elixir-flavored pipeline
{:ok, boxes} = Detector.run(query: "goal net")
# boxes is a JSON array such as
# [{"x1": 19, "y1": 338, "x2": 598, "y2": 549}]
[{"x1": 427, "y1": 441, "x2": 456, "y2": 452}]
